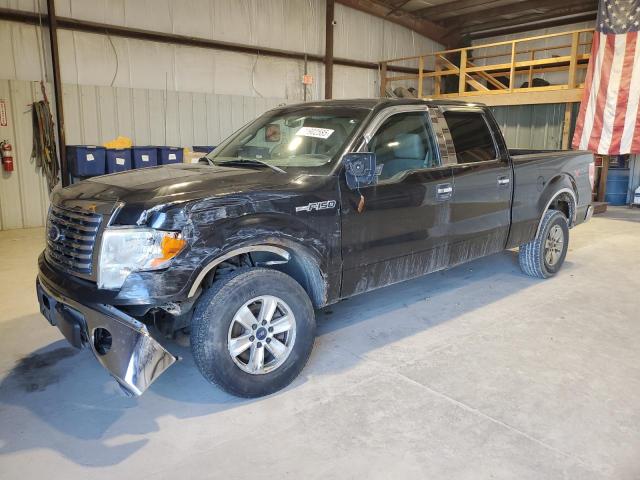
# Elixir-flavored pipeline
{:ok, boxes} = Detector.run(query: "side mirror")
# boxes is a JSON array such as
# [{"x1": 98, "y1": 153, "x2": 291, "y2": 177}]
[{"x1": 343, "y1": 152, "x2": 377, "y2": 190}]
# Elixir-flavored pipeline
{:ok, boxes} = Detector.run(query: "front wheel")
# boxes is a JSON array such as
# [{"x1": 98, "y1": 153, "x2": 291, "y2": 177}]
[
  {"x1": 519, "y1": 210, "x2": 569, "y2": 279},
  {"x1": 191, "y1": 268, "x2": 316, "y2": 398}
]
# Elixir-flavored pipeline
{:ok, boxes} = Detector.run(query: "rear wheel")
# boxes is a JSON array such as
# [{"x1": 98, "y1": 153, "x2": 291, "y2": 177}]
[
  {"x1": 519, "y1": 210, "x2": 569, "y2": 279},
  {"x1": 191, "y1": 268, "x2": 315, "y2": 398}
]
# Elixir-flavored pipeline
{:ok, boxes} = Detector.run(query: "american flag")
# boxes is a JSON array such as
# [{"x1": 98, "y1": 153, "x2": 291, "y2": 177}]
[{"x1": 572, "y1": 0, "x2": 640, "y2": 154}]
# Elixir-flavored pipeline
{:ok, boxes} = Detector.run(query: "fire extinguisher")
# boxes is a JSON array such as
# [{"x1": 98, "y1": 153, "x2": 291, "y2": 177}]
[{"x1": 1, "y1": 140, "x2": 13, "y2": 172}]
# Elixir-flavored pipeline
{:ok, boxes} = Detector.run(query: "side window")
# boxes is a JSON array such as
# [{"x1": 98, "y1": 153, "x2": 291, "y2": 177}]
[
  {"x1": 368, "y1": 111, "x2": 438, "y2": 181},
  {"x1": 443, "y1": 111, "x2": 497, "y2": 164}
]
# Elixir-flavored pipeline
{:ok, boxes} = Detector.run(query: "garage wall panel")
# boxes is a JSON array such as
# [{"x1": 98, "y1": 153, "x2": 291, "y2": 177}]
[
  {"x1": 491, "y1": 103, "x2": 565, "y2": 150},
  {"x1": 79, "y1": 85, "x2": 100, "y2": 144},
  {"x1": 0, "y1": 79, "x2": 288, "y2": 230},
  {"x1": 0, "y1": 2, "x2": 446, "y2": 229},
  {"x1": 0, "y1": 79, "x2": 51, "y2": 230},
  {"x1": 132, "y1": 88, "x2": 151, "y2": 145},
  {"x1": 0, "y1": 2, "x2": 440, "y2": 99},
  {"x1": 147, "y1": 88, "x2": 167, "y2": 146},
  {"x1": 114, "y1": 86, "x2": 134, "y2": 142},
  {"x1": 62, "y1": 83, "x2": 81, "y2": 144},
  {"x1": 97, "y1": 85, "x2": 117, "y2": 142},
  {"x1": 192, "y1": 92, "x2": 207, "y2": 147}
]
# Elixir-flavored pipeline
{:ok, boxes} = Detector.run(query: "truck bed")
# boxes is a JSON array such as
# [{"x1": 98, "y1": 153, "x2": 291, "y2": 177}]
[{"x1": 507, "y1": 148, "x2": 594, "y2": 249}]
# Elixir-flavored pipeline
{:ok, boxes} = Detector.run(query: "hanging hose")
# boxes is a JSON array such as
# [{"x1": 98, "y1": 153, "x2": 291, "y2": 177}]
[{"x1": 31, "y1": 94, "x2": 59, "y2": 192}]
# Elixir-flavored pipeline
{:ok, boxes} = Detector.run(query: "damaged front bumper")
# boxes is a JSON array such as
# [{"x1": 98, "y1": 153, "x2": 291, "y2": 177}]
[{"x1": 36, "y1": 275, "x2": 177, "y2": 396}]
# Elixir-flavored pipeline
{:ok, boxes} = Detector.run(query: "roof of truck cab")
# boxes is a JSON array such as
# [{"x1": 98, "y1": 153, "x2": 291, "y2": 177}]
[{"x1": 283, "y1": 98, "x2": 486, "y2": 110}]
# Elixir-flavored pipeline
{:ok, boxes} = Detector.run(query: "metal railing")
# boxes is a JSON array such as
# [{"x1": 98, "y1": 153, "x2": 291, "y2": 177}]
[{"x1": 379, "y1": 28, "x2": 595, "y2": 100}]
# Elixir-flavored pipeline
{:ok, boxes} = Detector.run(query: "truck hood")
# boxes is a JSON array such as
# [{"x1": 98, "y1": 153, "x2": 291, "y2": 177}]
[{"x1": 52, "y1": 164, "x2": 311, "y2": 215}]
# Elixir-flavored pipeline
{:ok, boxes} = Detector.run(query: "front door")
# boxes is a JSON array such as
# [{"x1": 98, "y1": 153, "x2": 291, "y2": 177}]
[
  {"x1": 340, "y1": 107, "x2": 454, "y2": 297},
  {"x1": 441, "y1": 107, "x2": 513, "y2": 266}
]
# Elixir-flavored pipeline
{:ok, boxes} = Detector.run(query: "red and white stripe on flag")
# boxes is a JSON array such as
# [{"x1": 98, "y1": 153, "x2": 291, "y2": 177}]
[{"x1": 572, "y1": 0, "x2": 640, "y2": 154}]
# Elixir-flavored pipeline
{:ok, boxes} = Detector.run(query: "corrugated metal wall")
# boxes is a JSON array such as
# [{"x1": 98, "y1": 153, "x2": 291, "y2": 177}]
[
  {"x1": 0, "y1": 78, "x2": 287, "y2": 230},
  {"x1": 0, "y1": 1, "x2": 446, "y2": 230},
  {"x1": 491, "y1": 104, "x2": 567, "y2": 150},
  {"x1": 0, "y1": 80, "x2": 51, "y2": 230},
  {"x1": 0, "y1": 83, "x2": 577, "y2": 230},
  {"x1": 61, "y1": 83, "x2": 287, "y2": 147}
]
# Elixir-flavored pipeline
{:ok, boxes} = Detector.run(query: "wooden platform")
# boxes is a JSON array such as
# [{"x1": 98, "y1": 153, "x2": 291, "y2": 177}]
[{"x1": 380, "y1": 28, "x2": 593, "y2": 107}]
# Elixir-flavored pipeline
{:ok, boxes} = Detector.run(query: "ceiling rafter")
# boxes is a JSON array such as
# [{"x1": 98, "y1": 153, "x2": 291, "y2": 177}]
[
  {"x1": 415, "y1": 0, "x2": 524, "y2": 21},
  {"x1": 336, "y1": 0, "x2": 454, "y2": 46},
  {"x1": 445, "y1": 0, "x2": 597, "y2": 31},
  {"x1": 458, "y1": 2, "x2": 598, "y2": 36},
  {"x1": 470, "y1": 12, "x2": 597, "y2": 38}
]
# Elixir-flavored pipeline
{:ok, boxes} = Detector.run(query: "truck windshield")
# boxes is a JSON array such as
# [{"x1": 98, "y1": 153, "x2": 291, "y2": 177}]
[{"x1": 207, "y1": 106, "x2": 368, "y2": 174}]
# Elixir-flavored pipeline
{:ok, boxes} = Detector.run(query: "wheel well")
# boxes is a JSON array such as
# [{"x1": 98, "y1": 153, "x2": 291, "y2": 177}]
[
  {"x1": 196, "y1": 248, "x2": 327, "y2": 308},
  {"x1": 548, "y1": 192, "x2": 575, "y2": 227}
]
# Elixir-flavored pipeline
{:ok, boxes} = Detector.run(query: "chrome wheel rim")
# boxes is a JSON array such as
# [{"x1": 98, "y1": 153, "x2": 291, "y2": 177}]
[
  {"x1": 544, "y1": 224, "x2": 564, "y2": 267},
  {"x1": 227, "y1": 295, "x2": 296, "y2": 375}
]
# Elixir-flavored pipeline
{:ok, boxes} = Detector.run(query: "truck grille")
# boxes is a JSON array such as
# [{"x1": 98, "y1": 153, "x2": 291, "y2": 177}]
[{"x1": 45, "y1": 205, "x2": 102, "y2": 276}]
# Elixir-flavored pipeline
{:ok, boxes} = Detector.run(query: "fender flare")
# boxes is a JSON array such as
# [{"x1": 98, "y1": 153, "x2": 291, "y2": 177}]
[
  {"x1": 535, "y1": 187, "x2": 577, "y2": 237},
  {"x1": 187, "y1": 245, "x2": 290, "y2": 298}
]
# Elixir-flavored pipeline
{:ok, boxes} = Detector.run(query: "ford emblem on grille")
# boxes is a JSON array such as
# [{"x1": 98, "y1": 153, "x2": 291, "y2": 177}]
[{"x1": 48, "y1": 224, "x2": 61, "y2": 242}]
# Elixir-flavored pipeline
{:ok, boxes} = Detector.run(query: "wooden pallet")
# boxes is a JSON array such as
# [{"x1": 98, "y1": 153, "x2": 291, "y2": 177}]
[{"x1": 593, "y1": 202, "x2": 608, "y2": 215}]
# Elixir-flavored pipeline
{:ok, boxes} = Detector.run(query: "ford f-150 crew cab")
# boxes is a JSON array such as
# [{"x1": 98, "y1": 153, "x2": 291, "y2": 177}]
[{"x1": 37, "y1": 99, "x2": 595, "y2": 397}]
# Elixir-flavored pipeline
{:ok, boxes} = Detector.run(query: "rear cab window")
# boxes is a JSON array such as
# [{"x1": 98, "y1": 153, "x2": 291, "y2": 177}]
[{"x1": 443, "y1": 110, "x2": 497, "y2": 164}]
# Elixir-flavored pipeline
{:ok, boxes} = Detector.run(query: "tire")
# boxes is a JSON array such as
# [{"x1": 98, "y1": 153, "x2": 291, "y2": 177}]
[
  {"x1": 519, "y1": 209, "x2": 569, "y2": 279},
  {"x1": 191, "y1": 267, "x2": 316, "y2": 398}
]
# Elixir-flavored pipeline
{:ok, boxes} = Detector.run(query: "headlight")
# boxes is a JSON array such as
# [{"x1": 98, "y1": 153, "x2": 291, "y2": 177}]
[{"x1": 98, "y1": 227, "x2": 186, "y2": 290}]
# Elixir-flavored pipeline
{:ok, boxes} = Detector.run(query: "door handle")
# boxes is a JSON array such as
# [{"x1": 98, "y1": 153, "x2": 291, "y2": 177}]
[
  {"x1": 436, "y1": 183, "x2": 453, "y2": 200},
  {"x1": 498, "y1": 176, "x2": 510, "y2": 186}
]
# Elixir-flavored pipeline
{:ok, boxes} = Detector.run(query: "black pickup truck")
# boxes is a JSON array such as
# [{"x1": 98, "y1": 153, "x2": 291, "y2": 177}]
[{"x1": 37, "y1": 99, "x2": 594, "y2": 397}]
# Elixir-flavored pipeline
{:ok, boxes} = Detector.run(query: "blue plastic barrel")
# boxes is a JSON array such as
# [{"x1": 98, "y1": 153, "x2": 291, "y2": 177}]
[
  {"x1": 131, "y1": 146, "x2": 158, "y2": 169},
  {"x1": 605, "y1": 168, "x2": 630, "y2": 205}
]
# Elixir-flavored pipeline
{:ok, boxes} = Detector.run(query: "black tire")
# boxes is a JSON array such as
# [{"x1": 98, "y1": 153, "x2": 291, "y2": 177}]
[
  {"x1": 519, "y1": 209, "x2": 569, "y2": 279},
  {"x1": 191, "y1": 267, "x2": 316, "y2": 398}
]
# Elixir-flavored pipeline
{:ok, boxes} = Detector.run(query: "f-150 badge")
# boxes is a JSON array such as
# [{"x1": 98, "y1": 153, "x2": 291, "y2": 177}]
[{"x1": 296, "y1": 200, "x2": 337, "y2": 213}]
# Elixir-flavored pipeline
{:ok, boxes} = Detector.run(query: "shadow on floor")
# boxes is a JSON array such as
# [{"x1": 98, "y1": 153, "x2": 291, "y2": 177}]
[{"x1": 0, "y1": 249, "x2": 552, "y2": 467}]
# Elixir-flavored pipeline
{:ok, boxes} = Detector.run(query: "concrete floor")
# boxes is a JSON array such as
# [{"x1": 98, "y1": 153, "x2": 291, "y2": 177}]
[{"x1": 0, "y1": 207, "x2": 639, "y2": 479}]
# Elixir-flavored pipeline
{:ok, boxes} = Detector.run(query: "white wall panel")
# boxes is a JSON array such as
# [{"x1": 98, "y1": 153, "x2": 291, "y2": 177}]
[
  {"x1": 0, "y1": 79, "x2": 51, "y2": 230},
  {"x1": 96, "y1": 85, "x2": 117, "y2": 141},
  {"x1": 48, "y1": 0, "x2": 325, "y2": 56},
  {"x1": 333, "y1": 65, "x2": 376, "y2": 99},
  {"x1": 59, "y1": 83, "x2": 287, "y2": 148},
  {"x1": 132, "y1": 88, "x2": 150, "y2": 145},
  {"x1": 0, "y1": 79, "x2": 288, "y2": 229},
  {"x1": 0, "y1": 20, "x2": 18, "y2": 79},
  {"x1": 0, "y1": 0, "x2": 42, "y2": 12},
  {"x1": 192, "y1": 92, "x2": 207, "y2": 146},
  {"x1": 79, "y1": 85, "x2": 100, "y2": 143},
  {"x1": 114, "y1": 86, "x2": 134, "y2": 141},
  {"x1": 9, "y1": 21, "x2": 43, "y2": 81},
  {"x1": 335, "y1": 3, "x2": 440, "y2": 67},
  {"x1": 147, "y1": 88, "x2": 166, "y2": 145},
  {"x1": 62, "y1": 83, "x2": 81, "y2": 143},
  {"x1": 0, "y1": 2, "x2": 447, "y2": 229}
]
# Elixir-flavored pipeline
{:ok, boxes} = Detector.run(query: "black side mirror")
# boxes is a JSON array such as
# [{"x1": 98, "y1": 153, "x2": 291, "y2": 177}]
[{"x1": 344, "y1": 152, "x2": 377, "y2": 190}]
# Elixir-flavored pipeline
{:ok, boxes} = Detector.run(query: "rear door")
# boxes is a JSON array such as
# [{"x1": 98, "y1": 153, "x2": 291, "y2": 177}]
[
  {"x1": 441, "y1": 107, "x2": 513, "y2": 266},
  {"x1": 340, "y1": 106, "x2": 455, "y2": 296}
]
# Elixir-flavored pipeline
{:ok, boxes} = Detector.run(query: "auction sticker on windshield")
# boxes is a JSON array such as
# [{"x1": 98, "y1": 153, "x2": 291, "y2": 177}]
[{"x1": 295, "y1": 127, "x2": 334, "y2": 139}]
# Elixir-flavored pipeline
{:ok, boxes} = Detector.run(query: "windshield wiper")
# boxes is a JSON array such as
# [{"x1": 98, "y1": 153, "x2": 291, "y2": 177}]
[{"x1": 216, "y1": 158, "x2": 286, "y2": 174}]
